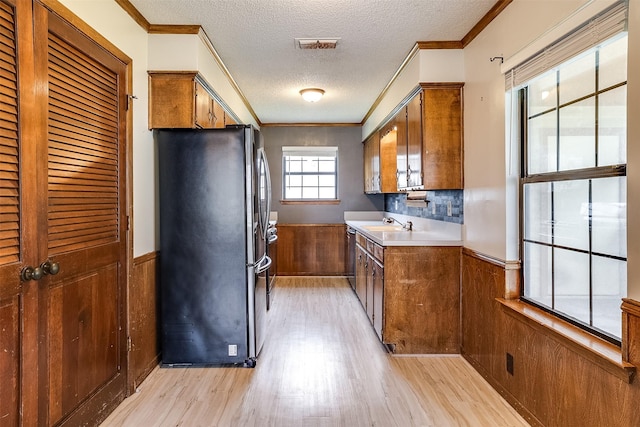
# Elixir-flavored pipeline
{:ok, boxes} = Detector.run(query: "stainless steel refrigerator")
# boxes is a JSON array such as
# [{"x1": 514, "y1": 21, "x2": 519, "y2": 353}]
[{"x1": 156, "y1": 125, "x2": 271, "y2": 367}]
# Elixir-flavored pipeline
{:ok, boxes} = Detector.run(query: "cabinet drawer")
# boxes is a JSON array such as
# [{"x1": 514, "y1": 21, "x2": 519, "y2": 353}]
[
  {"x1": 356, "y1": 232, "x2": 367, "y2": 247},
  {"x1": 373, "y1": 243, "x2": 384, "y2": 263}
]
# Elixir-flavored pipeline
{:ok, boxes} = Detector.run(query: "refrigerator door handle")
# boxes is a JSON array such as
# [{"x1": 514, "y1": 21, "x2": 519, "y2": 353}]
[
  {"x1": 257, "y1": 148, "x2": 272, "y2": 240},
  {"x1": 255, "y1": 255, "x2": 272, "y2": 274}
]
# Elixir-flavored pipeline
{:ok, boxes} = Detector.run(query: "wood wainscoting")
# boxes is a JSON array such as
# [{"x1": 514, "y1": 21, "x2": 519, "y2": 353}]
[
  {"x1": 276, "y1": 224, "x2": 347, "y2": 276},
  {"x1": 129, "y1": 252, "x2": 160, "y2": 391},
  {"x1": 461, "y1": 248, "x2": 640, "y2": 427}
]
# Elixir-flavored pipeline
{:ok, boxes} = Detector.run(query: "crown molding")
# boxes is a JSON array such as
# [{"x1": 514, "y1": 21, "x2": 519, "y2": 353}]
[
  {"x1": 148, "y1": 24, "x2": 201, "y2": 34},
  {"x1": 261, "y1": 123, "x2": 360, "y2": 128}
]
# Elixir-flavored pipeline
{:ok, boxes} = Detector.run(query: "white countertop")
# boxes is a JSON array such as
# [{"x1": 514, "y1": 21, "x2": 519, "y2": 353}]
[{"x1": 346, "y1": 214, "x2": 462, "y2": 247}]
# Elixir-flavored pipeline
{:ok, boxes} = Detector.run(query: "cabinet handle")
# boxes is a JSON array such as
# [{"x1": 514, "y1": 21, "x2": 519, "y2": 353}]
[
  {"x1": 21, "y1": 266, "x2": 43, "y2": 281},
  {"x1": 41, "y1": 260, "x2": 60, "y2": 276}
]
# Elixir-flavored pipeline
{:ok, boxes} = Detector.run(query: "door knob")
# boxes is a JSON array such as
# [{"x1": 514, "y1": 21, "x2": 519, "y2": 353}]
[
  {"x1": 41, "y1": 260, "x2": 60, "y2": 275},
  {"x1": 21, "y1": 266, "x2": 43, "y2": 281}
]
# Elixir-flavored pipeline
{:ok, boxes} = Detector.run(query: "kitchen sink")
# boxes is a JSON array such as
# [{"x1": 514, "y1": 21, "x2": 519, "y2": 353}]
[{"x1": 362, "y1": 225, "x2": 404, "y2": 232}]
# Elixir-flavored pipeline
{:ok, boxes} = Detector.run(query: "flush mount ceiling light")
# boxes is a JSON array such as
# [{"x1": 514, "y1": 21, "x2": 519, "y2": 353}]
[{"x1": 300, "y1": 88, "x2": 325, "y2": 103}]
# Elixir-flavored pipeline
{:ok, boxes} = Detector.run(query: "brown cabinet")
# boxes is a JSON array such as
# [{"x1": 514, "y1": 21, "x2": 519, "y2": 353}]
[
  {"x1": 355, "y1": 234, "x2": 384, "y2": 339},
  {"x1": 354, "y1": 232, "x2": 461, "y2": 354},
  {"x1": 421, "y1": 83, "x2": 464, "y2": 189},
  {"x1": 355, "y1": 244, "x2": 367, "y2": 308},
  {"x1": 364, "y1": 83, "x2": 463, "y2": 193},
  {"x1": 395, "y1": 92, "x2": 424, "y2": 190},
  {"x1": 363, "y1": 132, "x2": 379, "y2": 193},
  {"x1": 363, "y1": 122, "x2": 398, "y2": 194},
  {"x1": 406, "y1": 92, "x2": 424, "y2": 189},
  {"x1": 148, "y1": 71, "x2": 230, "y2": 129},
  {"x1": 378, "y1": 121, "x2": 398, "y2": 193}
]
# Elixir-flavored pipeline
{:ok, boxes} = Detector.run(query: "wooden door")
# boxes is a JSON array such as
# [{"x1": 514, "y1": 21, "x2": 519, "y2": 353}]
[
  {"x1": 355, "y1": 244, "x2": 367, "y2": 308},
  {"x1": 422, "y1": 85, "x2": 463, "y2": 189},
  {"x1": 372, "y1": 259, "x2": 384, "y2": 341},
  {"x1": 195, "y1": 80, "x2": 213, "y2": 128},
  {"x1": 0, "y1": 0, "x2": 39, "y2": 424},
  {"x1": 212, "y1": 98, "x2": 225, "y2": 128},
  {"x1": 366, "y1": 254, "x2": 374, "y2": 323},
  {"x1": 379, "y1": 121, "x2": 397, "y2": 193},
  {"x1": 395, "y1": 106, "x2": 407, "y2": 189},
  {"x1": 34, "y1": 3, "x2": 129, "y2": 425},
  {"x1": 406, "y1": 92, "x2": 422, "y2": 188}
]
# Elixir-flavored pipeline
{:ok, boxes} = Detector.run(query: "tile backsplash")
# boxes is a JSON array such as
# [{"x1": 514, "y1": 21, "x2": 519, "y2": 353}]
[{"x1": 385, "y1": 190, "x2": 463, "y2": 224}]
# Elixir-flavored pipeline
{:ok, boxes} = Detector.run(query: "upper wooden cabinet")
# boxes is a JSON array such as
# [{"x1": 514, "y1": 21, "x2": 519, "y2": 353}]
[
  {"x1": 395, "y1": 92, "x2": 423, "y2": 191},
  {"x1": 363, "y1": 132, "x2": 380, "y2": 193},
  {"x1": 406, "y1": 92, "x2": 424, "y2": 189},
  {"x1": 363, "y1": 122, "x2": 398, "y2": 195},
  {"x1": 378, "y1": 121, "x2": 398, "y2": 193},
  {"x1": 422, "y1": 83, "x2": 464, "y2": 189},
  {"x1": 363, "y1": 83, "x2": 464, "y2": 193},
  {"x1": 148, "y1": 72, "x2": 232, "y2": 129}
]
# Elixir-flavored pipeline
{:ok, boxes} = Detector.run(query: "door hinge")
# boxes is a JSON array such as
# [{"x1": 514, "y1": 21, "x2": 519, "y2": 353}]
[
  {"x1": 126, "y1": 94, "x2": 137, "y2": 111},
  {"x1": 127, "y1": 336, "x2": 132, "y2": 352},
  {"x1": 126, "y1": 215, "x2": 131, "y2": 230}
]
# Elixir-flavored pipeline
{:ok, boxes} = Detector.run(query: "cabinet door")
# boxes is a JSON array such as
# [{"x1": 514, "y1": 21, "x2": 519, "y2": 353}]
[
  {"x1": 373, "y1": 259, "x2": 384, "y2": 340},
  {"x1": 35, "y1": 4, "x2": 129, "y2": 425},
  {"x1": 148, "y1": 73, "x2": 197, "y2": 129},
  {"x1": 379, "y1": 121, "x2": 398, "y2": 193},
  {"x1": 423, "y1": 85, "x2": 463, "y2": 189},
  {"x1": 371, "y1": 132, "x2": 380, "y2": 192},
  {"x1": 224, "y1": 111, "x2": 237, "y2": 126},
  {"x1": 395, "y1": 106, "x2": 408, "y2": 189},
  {"x1": 407, "y1": 92, "x2": 423, "y2": 188},
  {"x1": 0, "y1": 0, "x2": 38, "y2": 424},
  {"x1": 213, "y1": 98, "x2": 225, "y2": 128},
  {"x1": 355, "y1": 244, "x2": 367, "y2": 307},
  {"x1": 363, "y1": 133, "x2": 379, "y2": 193},
  {"x1": 195, "y1": 81, "x2": 214, "y2": 128},
  {"x1": 366, "y1": 255, "x2": 377, "y2": 324}
]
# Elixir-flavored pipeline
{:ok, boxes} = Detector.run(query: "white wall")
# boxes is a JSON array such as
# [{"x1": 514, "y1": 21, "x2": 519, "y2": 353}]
[
  {"x1": 362, "y1": 49, "x2": 465, "y2": 138},
  {"x1": 148, "y1": 33, "x2": 258, "y2": 127},
  {"x1": 59, "y1": 0, "x2": 156, "y2": 257}
]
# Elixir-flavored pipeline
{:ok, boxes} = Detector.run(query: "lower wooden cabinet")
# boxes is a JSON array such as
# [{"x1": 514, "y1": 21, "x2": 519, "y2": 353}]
[{"x1": 354, "y1": 232, "x2": 461, "y2": 354}]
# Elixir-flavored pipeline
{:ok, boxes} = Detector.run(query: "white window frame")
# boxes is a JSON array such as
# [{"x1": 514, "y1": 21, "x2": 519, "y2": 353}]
[
  {"x1": 509, "y1": 1, "x2": 628, "y2": 344},
  {"x1": 281, "y1": 146, "x2": 338, "y2": 201}
]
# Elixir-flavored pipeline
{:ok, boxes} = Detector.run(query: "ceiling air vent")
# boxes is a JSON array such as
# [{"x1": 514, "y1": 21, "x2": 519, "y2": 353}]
[{"x1": 295, "y1": 38, "x2": 340, "y2": 49}]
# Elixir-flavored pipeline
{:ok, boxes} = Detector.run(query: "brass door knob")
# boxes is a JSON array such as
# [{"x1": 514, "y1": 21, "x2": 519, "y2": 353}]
[
  {"x1": 21, "y1": 266, "x2": 43, "y2": 281},
  {"x1": 41, "y1": 260, "x2": 60, "y2": 275}
]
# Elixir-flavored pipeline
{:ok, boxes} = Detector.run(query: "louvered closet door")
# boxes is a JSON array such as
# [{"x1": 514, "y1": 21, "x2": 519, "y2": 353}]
[
  {"x1": 34, "y1": 3, "x2": 128, "y2": 425},
  {"x1": 0, "y1": 0, "x2": 38, "y2": 425}
]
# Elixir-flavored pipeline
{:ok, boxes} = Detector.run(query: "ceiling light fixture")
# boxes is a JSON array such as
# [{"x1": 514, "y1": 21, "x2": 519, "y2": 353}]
[{"x1": 300, "y1": 88, "x2": 325, "y2": 103}]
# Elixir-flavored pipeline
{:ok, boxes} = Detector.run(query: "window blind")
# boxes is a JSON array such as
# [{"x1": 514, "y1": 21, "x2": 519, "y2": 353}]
[
  {"x1": 505, "y1": 0, "x2": 628, "y2": 90},
  {"x1": 282, "y1": 146, "x2": 338, "y2": 158}
]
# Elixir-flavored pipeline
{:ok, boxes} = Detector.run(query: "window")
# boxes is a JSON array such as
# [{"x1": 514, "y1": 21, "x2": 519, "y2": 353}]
[
  {"x1": 513, "y1": 2, "x2": 628, "y2": 343},
  {"x1": 282, "y1": 146, "x2": 338, "y2": 201}
]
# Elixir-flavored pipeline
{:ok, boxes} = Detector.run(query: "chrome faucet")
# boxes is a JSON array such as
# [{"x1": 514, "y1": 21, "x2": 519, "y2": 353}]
[{"x1": 383, "y1": 217, "x2": 413, "y2": 231}]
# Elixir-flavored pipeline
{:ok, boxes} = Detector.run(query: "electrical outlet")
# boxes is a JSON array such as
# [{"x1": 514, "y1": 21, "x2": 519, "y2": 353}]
[
  {"x1": 394, "y1": 200, "x2": 398, "y2": 210},
  {"x1": 432, "y1": 202, "x2": 436, "y2": 215},
  {"x1": 228, "y1": 344, "x2": 238, "y2": 357},
  {"x1": 447, "y1": 201, "x2": 452, "y2": 216},
  {"x1": 506, "y1": 352, "x2": 514, "y2": 375}
]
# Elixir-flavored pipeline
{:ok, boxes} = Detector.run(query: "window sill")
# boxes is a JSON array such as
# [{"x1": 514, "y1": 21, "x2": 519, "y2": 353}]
[
  {"x1": 498, "y1": 298, "x2": 636, "y2": 383},
  {"x1": 280, "y1": 199, "x2": 341, "y2": 205}
]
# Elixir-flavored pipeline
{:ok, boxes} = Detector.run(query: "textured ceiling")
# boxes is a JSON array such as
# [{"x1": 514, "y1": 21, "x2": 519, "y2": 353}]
[{"x1": 129, "y1": 0, "x2": 497, "y2": 124}]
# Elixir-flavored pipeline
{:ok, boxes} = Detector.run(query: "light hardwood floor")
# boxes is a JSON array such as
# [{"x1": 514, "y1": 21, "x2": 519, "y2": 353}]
[{"x1": 102, "y1": 277, "x2": 529, "y2": 426}]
